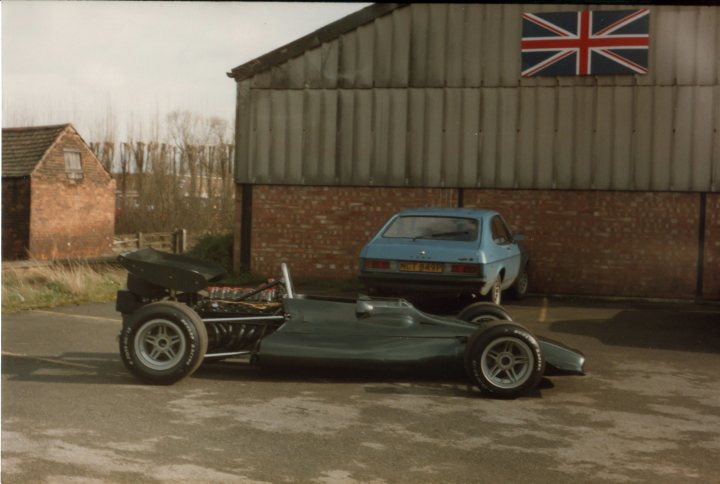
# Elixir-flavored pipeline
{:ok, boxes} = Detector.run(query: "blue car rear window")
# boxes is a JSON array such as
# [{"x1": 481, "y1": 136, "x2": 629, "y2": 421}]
[{"x1": 382, "y1": 216, "x2": 479, "y2": 241}]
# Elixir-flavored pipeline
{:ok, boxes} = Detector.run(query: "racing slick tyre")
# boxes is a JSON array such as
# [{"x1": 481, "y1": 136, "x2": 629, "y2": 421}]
[
  {"x1": 464, "y1": 322, "x2": 544, "y2": 398},
  {"x1": 508, "y1": 265, "x2": 529, "y2": 300},
  {"x1": 119, "y1": 301, "x2": 208, "y2": 385},
  {"x1": 484, "y1": 276, "x2": 502, "y2": 305},
  {"x1": 457, "y1": 302, "x2": 513, "y2": 325}
]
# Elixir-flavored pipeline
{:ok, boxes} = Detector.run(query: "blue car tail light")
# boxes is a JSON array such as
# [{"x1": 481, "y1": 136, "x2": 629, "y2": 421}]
[
  {"x1": 365, "y1": 259, "x2": 391, "y2": 270},
  {"x1": 450, "y1": 264, "x2": 479, "y2": 274}
]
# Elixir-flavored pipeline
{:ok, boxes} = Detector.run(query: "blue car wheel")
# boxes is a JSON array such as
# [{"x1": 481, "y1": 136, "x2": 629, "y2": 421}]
[{"x1": 485, "y1": 276, "x2": 502, "y2": 305}]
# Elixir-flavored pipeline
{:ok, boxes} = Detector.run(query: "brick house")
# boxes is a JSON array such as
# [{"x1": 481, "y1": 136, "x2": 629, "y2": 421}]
[{"x1": 2, "y1": 124, "x2": 116, "y2": 260}]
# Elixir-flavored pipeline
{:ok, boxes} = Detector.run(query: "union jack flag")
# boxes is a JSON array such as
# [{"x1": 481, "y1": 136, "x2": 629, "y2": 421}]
[{"x1": 521, "y1": 9, "x2": 650, "y2": 77}]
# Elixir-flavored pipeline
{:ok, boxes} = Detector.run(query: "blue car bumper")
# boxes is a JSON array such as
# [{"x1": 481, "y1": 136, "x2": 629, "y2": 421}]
[{"x1": 359, "y1": 271, "x2": 487, "y2": 295}]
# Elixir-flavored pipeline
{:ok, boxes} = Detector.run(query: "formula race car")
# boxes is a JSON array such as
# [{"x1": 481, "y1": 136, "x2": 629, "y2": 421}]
[{"x1": 115, "y1": 248, "x2": 585, "y2": 398}]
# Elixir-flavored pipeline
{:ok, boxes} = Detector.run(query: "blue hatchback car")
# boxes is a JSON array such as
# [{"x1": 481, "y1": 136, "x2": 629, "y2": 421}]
[{"x1": 359, "y1": 208, "x2": 529, "y2": 304}]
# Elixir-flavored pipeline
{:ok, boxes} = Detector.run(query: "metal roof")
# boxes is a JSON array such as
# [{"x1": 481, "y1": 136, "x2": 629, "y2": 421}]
[
  {"x1": 2, "y1": 124, "x2": 70, "y2": 177},
  {"x1": 227, "y1": 3, "x2": 403, "y2": 81}
]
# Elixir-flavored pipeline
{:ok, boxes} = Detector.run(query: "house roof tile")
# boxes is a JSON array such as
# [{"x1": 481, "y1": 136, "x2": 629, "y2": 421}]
[{"x1": 2, "y1": 124, "x2": 70, "y2": 177}]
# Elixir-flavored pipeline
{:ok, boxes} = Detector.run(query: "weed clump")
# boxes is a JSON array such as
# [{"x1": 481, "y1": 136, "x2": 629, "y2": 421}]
[{"x1": 2, "y1": 261, "x2": 127, "y2": 313}]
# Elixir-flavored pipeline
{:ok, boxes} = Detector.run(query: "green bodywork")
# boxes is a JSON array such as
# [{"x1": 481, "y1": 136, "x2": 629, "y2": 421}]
[{"x1": 257, "y1": 295, "x2": 585, "y2": 374}]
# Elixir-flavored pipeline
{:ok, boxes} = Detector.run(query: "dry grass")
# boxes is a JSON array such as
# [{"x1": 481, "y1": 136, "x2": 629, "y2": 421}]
[{"x1": 2, "y1": 261, "x2": 127, "y2": 313}]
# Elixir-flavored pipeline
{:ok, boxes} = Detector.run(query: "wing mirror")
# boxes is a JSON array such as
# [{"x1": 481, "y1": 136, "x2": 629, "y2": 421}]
[
  {"x1": 356, "y1": 300, "x2": 374, "y2": 318},
  {"x1": 513, "y1": 233, "x2": 525, "y2": 243}
]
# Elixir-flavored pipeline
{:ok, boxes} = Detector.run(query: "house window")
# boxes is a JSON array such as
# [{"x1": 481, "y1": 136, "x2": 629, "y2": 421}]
[{"x1": 64, "y1": 150, "x2": 83, "y2": 179}]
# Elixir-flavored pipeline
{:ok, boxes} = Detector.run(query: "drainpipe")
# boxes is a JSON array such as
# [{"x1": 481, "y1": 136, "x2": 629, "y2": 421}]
[
  {"x1": 240, "y1": 184, "x2": 253, "y2": 272},
  {"x1": 695, "y1": 192, "x2": 707, "y2": 303}
]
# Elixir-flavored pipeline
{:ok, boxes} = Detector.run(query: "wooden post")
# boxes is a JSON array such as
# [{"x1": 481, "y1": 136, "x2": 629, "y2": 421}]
[
  {"x1": 137, "y1": 232, "x2": 143, "y2": 249},
  {"x1": 171, "y1": 229, "x2": 187, "y2": 253}
]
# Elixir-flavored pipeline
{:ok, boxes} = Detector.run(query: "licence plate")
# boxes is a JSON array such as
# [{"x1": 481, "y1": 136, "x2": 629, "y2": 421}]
[{"x1": 399, "y1": 262, "x2": 443, "y2": 273}]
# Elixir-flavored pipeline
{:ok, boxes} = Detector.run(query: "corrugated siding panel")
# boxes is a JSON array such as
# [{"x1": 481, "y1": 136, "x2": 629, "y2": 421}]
[
  {"x1": 235, "y1": 4, "x2": 720, "y2": 192},
  {"x1": 240, "y1": 85, "x2": 720, "y2": 191},
  {"x1": 611, "y1": 87, "x2": 634, "y2": 190}
]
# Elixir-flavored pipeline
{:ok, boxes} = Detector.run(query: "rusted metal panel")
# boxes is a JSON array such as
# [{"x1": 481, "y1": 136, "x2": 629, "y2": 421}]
[
  {"x1": 356, "y1": 23, "x2": 375, "y2": 89},
  {"x1": 500, "y1": 4, "x2": 523, "y2": 87},
  {"x1": 481, "y1": 5, "x2": 503, "y2": 88},
  {"x1": 270, "y1": 90, "x2": 288, "y2": 181},
  {"x1": 354, "y1": 89, "x2": 372, "y2": 184},
  {"x1": 426, "y1": 4, "x2": 447, "y2": 88},
  {"x1": 693, "y1": 86, "x2": 715, "y2": 190},
  {"x1": 391, "y1": 9, "x2": 411, "y2": 88},
  {"x1": 463, "y1": 5, "x2": 483, "y2": 88},
  {"x1": 322, "y1": 42, "x2": 340, "y2": 88},
  {"x1": 479, "y1": 88, "x2": 499, "y2": 187},
  {"x1": 286, "y1": 90, "x2": 304, "y2": 183},
  {"x1": 424, "y1": 89, "x2": 444, "y2": 186},
  {"x1": 374, "y1": 14, "x2": 393, "y2": 88},
  {"x1": 337, "y1": 89, "x2": 355, "y2": 185},
  {"x1": 672, "y1": 87, "x2": 694, "y2": 191},
  {"x1": 516, "y1": 87, "x2": 535, "y2": 189},
  {"x1": 459, "y1": 89, "x2": 481, "y2": 185},
  {"x1": 593, "y1": 87, "x2": 613, "y2": 190},
  {"x1": 407, "y1": 88, "x2": 426, "y2": 185},
  {"x1": 446, "y1": 6, "x2": 465, "y2": 88},
  {"x1": 534, "y1": 88, "x2": 557, "y2": 189},
  {"x1": 301, "y1": 90, "x2": 320, "y2": 182},
  {"x1": 634, "y1": 87, "x2": 654, "y2": 191},
  {"x1": 409, "y1": 4, "x2": 429, "y2": 88},
  {"x1": 649, "y1": 87, "x2": 672, "y2": 191},
  {"x1": 321, "y1": 90, "x2": 338, "y2": 182},
  {"x1": 611, "y1": 87, "x2": 634, "y2": 191},
  {"x1": 338, "y1": 31, "x2": 356, "y2": 89},
  {"x1": 443, "y1": 89, "x2": 463, "y2": 186}
]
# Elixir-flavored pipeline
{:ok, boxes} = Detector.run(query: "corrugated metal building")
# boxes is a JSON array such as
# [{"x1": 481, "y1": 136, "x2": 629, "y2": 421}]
[{"x1": 228, "y1": 3, "x2": 719, "y2": 300}]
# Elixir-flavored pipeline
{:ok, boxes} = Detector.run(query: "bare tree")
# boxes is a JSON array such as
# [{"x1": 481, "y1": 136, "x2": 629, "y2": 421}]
[{"x1": 92, "y1": 110, "x2": 235, "y2": 235}]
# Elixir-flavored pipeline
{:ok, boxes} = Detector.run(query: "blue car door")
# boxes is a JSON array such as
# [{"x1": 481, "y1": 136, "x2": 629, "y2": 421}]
[{"x1": 489, "y1": 215, "x2": 521, "y2": 287}]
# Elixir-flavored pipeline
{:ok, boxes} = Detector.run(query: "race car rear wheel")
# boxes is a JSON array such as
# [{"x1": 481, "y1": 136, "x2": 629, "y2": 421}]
[
  {"x1": 457, "y1": 302, "x2": 513, "y2": 325},
  {"x1": 464, "y1": 323, "x2": 544, "y2": 398},
  {"x1": 120, "y1": 301, "x2": 207, "y2": 385}
]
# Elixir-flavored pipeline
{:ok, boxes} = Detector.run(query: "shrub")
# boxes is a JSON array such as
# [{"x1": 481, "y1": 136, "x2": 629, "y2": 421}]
[{"x1": 187, "y1": 232, "x2": 234, "y2": 272}]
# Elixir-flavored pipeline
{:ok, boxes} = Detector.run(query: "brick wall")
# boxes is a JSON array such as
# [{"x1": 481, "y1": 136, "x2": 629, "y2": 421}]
[
  {"x1": 29, "y1": 130, "x2": 116, "y2": 259},
  {"x1": 245, "y1": 185, "x2": 456, "y2": 278},
  {"x1": 2, "y1": 177, "x2": 31, "y2": 259},
  {"x1": 705, "y1": 193, "x2": 720, "y2": 300},
  {"x1": 463, "y1": 190, "x2": 700, "y2": 299},
  {"x1": 237, "y1": 185, "x2": 718, "y2": 301}
]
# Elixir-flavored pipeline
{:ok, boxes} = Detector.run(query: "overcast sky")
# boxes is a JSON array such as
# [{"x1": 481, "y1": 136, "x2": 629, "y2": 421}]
[{"x1": 1, "y1": 1, "x2": 368, "y2": 141}]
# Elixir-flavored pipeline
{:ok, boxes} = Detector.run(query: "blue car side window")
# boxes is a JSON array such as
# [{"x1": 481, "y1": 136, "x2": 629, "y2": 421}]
[{"x1": 491, "y1": 216, "x2": 512, "y2": 246}]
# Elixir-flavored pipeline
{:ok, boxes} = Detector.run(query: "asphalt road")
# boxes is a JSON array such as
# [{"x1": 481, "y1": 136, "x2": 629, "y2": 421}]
[{"x1": 2, "y1": 297, "x2": 720, "y2": 483}]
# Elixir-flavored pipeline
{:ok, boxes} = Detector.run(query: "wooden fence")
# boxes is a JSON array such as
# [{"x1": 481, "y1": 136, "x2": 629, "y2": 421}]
[{"x1": 113, "y1": 230, "x2": 189, "y2": 254}]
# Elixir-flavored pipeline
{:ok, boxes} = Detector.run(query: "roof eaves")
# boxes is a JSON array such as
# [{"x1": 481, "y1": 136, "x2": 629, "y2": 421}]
[{"x1": 227, "y1": 3, "x2": 405, "y2": 81}]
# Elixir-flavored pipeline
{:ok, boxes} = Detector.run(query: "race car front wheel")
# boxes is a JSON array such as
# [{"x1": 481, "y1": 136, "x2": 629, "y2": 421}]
[
  {"x1": 464, "y1": 323, "x2": 544, "y2": 398},
  {"x1": 120, "y1": 301, "x2": 208, "y2": 385}
]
